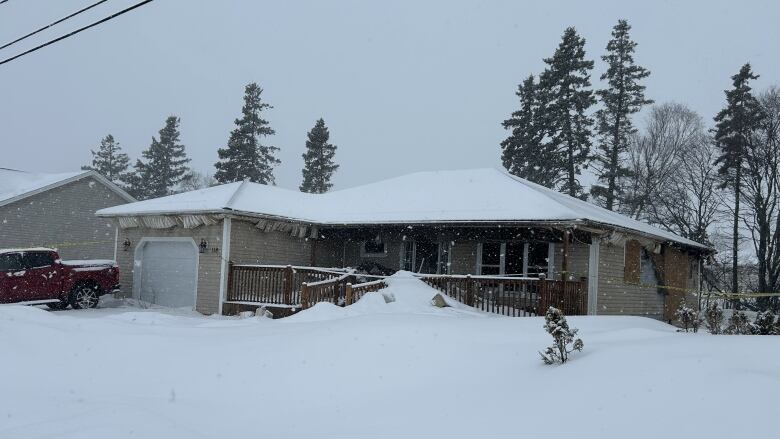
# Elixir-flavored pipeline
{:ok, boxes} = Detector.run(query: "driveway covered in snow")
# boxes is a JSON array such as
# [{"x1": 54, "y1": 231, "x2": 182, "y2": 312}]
[{"x1": 1, "y1": 276, "x2": 776, "y2": 439}]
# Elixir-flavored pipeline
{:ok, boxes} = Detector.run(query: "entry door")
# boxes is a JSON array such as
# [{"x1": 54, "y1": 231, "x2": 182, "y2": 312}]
[{"x1": 138, "y1": 241, "x2": 197, "y2": 308}]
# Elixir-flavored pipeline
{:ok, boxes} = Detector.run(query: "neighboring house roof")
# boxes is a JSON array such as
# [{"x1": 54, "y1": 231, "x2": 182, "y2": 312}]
[
  {"x1": 96, "y1": 168, "x2": 709, "y2": 250},
  {"x1": 0, "y1": 168, "x2": 136, "y2": 208}
]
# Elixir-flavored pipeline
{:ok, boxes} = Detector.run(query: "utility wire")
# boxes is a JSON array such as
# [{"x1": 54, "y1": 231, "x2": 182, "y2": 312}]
[
  {"x1": 0, "y1": 0, "x2": 154, "y2": 67},
  {"x1": 0, "y1": 0, "x2": 111, "y2": 51}
]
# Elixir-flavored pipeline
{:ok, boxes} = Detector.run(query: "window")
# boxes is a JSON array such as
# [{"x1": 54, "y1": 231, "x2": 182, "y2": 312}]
[
  {"x1": 527, "y1": 242, "x2": 550, "y2": 277},
  {"x1": 478, "y1": 241, "x2": 546, "y2": 277},
  {"x1": 23, "y1": 252, "x2": 55, "y2": 268},
  {"x1": 478, "y1": 242, "x2": 502, "y2": 275},
  {"x1": 361, "y1": 239, "x2": 386, "y2": 257},
  {"x1": 0, "y1": 253, "x2": 24, "y2": 271}
]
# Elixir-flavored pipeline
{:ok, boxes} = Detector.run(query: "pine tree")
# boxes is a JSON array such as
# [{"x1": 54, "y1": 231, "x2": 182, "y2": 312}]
[
  {"x1": 713, "y1": 64, "x2": 765, "y2": 299},
  {"x1": 591, "y1": 20, "x2": 653, "y2": 210},
  {"x1": 81, "y1": 134, "x2": 130, "y2": 183},
  {"x1": 538, "y1": 27, "x2": 596, "y2": 198},
  {"x1": 128, "y1": 116, "x2": 190, "y2": 199},
  {"x1": 214, "y1": 83, "x2": 279, "y2": 184},
  {"x1": 501, "y1": 75, "x2": 558, "y2": 187},
  {"x1": 300, "y1": 118, "x2": 339, "y2": 193}
]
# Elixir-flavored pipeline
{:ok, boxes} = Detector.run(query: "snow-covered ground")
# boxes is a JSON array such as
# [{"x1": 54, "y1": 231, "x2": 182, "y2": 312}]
[{"x1": 1, "y1": 274, "x2": 776, "y2": 439}]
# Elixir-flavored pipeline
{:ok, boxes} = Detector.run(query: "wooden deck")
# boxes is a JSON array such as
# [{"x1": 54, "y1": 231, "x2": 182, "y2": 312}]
[{"x1": 224, "y1": 264, "x2": 587, "y2": 317}]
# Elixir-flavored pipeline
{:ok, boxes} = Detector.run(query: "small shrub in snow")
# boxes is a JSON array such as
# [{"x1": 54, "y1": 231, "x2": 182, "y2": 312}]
[
  {"x1": 676, "y1": 303, "x2": 701, "y2": 333},
  {"x1": 752, "y1": 310, "x2": 777, "y2": 335},
  {"x1": 724, "y1": 310, "x2": 752, "y2": 335},
  {"x1": 539, "y1": 307, "x2": 583, "y2": 365},
  {"x1": 704, "y1": 302, "x2": 724, "y2": 334}
]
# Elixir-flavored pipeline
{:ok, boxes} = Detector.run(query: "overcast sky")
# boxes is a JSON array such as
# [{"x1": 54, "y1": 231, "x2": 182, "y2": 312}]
[{"x1": 1, "y1": 0, "x2": 778, "y2": 190}]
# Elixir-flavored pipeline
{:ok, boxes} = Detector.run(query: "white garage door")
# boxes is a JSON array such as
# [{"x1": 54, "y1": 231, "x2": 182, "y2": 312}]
[{"x1": 138, "y1": 241, "x2": 197, "y2": 308}]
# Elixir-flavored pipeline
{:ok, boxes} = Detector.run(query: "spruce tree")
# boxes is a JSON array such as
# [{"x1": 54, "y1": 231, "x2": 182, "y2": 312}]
[
  {"x1": 81, "y1": 134, "x2": 130, "y2": 183},
  {"x1": 214, "y1": 83, "x2": 279, "y2": 184},
  {"x1": 713, "y1": 63, "x2": 765, "y2": 300},
  {"x1": 591, "y1": 20, "x2": 653, "y2": 210},
  {"x1": 538, "y1": 27, "x2": 596, "y2": 198},
  {"x1": 501, "y1": 75, "x2": 558, "y2": 187},
  {"x1": 128, "y1": 116, "x2": 190, "y2": 199},
  {"x1": 300, "y1": 118, "x2": 339, "y2": 193}
]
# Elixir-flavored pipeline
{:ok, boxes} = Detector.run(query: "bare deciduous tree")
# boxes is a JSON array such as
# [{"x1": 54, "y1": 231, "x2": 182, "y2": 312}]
[{"x1": 621, "y1": 103, "x2": 709, "y2": 226}]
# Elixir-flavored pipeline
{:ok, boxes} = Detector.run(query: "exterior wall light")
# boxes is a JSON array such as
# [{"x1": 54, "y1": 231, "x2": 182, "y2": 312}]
[
  {"x1": 123, "y1": 239, "x2": 132, "y2": 252},
  {"x1": 199, "y1": 239, "x2": 208, "y2": 253}
]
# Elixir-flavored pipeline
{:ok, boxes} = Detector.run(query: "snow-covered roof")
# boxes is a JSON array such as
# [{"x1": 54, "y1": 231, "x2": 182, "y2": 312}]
[
  {"x1": 0, "y1": 168, "x2": 135, "y2": 207},
  {"x1": 97, "y1": 168, "x2": 709, "y2": 249}
]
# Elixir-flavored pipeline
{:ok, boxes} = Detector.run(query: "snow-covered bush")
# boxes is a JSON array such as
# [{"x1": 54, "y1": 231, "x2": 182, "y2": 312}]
[
  {"x1": 539, "y1": 307, "x2": 583, "y2": 365},
  {"x1": 676, "y1": 303, "x2": 701, "y2": 333},
  {"x1": 724, "y1": 310, "x2": 752, "y2": 335},
  {"x1": 752, "y1": 310, "x2": 777, "y2": 335},
  {"x1": 704, "y1": 302, "x2": 724, "y2": 334}
]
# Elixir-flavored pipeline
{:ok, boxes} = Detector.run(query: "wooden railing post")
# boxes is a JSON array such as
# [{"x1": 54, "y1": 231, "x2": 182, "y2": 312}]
[
  {"x1": 345, "y1": 283, "x2": 353, "y2": 306},
  {"x1": 300, "y1": 282, "x2": 309, "y2": 310},
  {"x1": 466, "y1": 274, "x2": 475, "y2": 307},
  {"x1": 226, "y1": 261, "x2": 234, "y2": 301},
  {"x1": 284, "y1": 265, "x2": 294, "y2": 305}
]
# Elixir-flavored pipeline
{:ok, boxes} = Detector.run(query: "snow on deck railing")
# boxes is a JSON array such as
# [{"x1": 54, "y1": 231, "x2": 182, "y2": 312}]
[{"x1": 304, "y1": 270, "x2": 354, "y2": 287}]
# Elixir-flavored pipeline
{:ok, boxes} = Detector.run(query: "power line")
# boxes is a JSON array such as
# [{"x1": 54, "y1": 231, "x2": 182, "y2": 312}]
[
  {"x1": 0, "y1": 0, "x2": 111, "y2": 51},
  {"x1": 0, "y1": 0, "x2": 154, "y2": 67}
]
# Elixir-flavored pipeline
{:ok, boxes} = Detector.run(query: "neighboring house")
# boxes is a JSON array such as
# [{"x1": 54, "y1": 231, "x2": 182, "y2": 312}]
[
  {"x1": 0, "y1": 168, "x2": 135, "y2": 259},
  {"x1": 96, "y1": 168, "x2": 712, "y2": 320}
]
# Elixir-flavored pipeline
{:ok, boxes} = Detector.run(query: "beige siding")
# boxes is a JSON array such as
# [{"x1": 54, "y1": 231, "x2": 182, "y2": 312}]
[
  {"x1": 552, "y1": 242, "x2": 589, "y2": 280},
  {"x1": 0, "y1": 177, "x2": 129, "y2": 259},
  {"x1": 229, "y1": 220, "x2": 312, "y2": 265},
  {"x1": 597, "y1": 242, "x2": 665, "y2": 319},
  {"x1": 114, "y1": 223, "x2": 223, "y2": 315}
]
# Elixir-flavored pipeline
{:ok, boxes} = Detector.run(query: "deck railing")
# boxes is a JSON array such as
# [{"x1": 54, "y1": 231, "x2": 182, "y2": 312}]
[
  {"x1": 226, "y1": 264, "x2": 348, "y2": 307},
  {"x1": 419, "y1": 274, "x2": 587, "y2": 316},
  {"x1": 225, "y1": 264, "x2": 587, "y2": 316},
  {"x1": 300, "y1": 272, "x2": 355, "y2": 309},
  {"x1": 345, "y1": 279, "x2": 388, "y2": 305}
]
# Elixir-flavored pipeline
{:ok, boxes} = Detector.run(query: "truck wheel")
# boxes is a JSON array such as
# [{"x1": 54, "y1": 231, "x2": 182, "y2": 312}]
[
  {"x1": 70, "y1": 283, "x2": 100, "y2": 309},
  {"x1": 46, "y1": 300, "x2": 69, "y2": 311}
]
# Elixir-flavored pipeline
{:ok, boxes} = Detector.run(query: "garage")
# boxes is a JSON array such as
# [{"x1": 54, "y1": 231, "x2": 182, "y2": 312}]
[{"x1": 137, "y1": 240, "x2": 197, "y2": 309}]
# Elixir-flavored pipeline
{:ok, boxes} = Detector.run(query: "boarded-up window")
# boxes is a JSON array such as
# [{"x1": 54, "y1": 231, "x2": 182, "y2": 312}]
[{"x1": 624, "y1": 240, "x2": 641, "y2": 284}]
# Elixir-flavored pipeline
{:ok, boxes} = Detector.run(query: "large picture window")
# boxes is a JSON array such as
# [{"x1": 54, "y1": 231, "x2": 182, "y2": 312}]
[{"x1": 478, "y1": 241, "x2": 550, "y2": 277}]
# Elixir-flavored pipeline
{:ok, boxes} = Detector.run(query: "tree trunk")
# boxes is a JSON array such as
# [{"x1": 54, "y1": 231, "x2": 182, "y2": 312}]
[
  {"x1": 732, "y1": 169, "x2": 741, "y2": 308},
  {"x1": 606, "y1": 118, "x2": 621, "y2": 211}
]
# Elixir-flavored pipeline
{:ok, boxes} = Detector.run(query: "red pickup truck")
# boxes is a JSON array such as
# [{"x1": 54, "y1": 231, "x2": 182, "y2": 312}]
[{"x1": 0, "y1": 248, "x2": 120, "y2": 310}]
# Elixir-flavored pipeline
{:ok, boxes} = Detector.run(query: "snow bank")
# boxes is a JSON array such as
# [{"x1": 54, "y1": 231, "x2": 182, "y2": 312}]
[
  {"x1": 287, "y1": 271, "x2": 480, "y2": 322},
  {"x1": 0, "y1": 291, "x2": 777, "y2": 439}
]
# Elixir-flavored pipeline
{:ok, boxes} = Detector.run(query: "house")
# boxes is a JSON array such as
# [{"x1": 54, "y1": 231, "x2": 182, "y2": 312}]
[
  {"x1": 96, "y1": 168, "x2": 712, "y2": 320},
  {"x1": 0, "y1": 168, "x2": 135, "y2": 259}
]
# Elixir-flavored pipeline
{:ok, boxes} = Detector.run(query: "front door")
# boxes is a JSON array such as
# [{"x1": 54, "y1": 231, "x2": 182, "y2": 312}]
[{"x1": 0, "y1": 252, "x2": 28, "y2": 303}]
